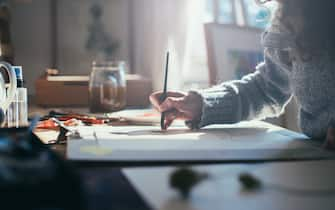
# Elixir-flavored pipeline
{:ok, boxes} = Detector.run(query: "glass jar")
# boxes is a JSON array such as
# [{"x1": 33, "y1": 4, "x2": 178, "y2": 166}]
[{"x1": 89, "y1": 61, "x2": 127, "y2": 113}]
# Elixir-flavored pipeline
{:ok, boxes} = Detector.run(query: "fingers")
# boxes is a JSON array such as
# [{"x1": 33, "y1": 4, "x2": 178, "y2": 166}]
[
  {"x1": 162, "y1": 109, "x2": 191, "y2": 130},
  {"x1": 164, "y1": 109, "x2": 190, "y2": 121},
  {"x1": 150, "y1": 91, "x2": 185, "y2": 107},
  {"x1": 149, "y1": 91, "x2": 186, "y2": 112},
  {"x1": 159, "y1": 97, "x2": 185, "y2": 112},
  {"x1": 161, "y1": 110, "x2": 177, "y2": 130},
  {"x1": 164, "y1": 118, "x2": 174, "y2": 130},
  {"x1": 149, "y1": 90, "x2": 202, "y2": 130},
  {"x1": 149, "y1": 91, "x2": 163, "y2": 108}
]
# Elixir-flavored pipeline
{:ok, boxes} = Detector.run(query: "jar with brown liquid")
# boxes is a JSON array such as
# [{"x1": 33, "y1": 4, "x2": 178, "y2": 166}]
[{"x1": 89, "y1": 61, "x2": 127, "y2": 113}]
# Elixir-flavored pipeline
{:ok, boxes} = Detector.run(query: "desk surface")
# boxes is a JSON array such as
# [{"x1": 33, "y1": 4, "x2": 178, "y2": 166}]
[
  {"x1": 123, "y1": 160, "x2": 335, "y2": 210},
  {"x1": 31, "y1": 107, "x2": 335, "y2": 210}
]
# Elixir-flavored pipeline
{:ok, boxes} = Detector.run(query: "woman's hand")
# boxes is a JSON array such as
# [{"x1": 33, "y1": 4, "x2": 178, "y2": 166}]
[
  {"x1": 149, "y1": 91, "x2": 203, "y2": 130},
  {"x1": 324, "y1": 126, "x2": 335, "y2": 150}
]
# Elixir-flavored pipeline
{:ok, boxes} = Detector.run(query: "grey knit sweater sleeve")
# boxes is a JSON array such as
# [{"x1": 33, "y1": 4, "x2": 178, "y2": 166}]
[{"x1": 197, "y1": 52, "x2": 292, "y2": 128}]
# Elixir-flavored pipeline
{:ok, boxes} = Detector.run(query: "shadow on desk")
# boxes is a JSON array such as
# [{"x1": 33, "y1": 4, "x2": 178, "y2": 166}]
[{"x1": 80, "y1": 167, "x2": 151, "y2": 210}]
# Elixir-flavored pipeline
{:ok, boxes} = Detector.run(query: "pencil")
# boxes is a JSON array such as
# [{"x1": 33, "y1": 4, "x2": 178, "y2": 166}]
[{"x1": 160, "y1": 51, "x2": 170, "y2": 130}]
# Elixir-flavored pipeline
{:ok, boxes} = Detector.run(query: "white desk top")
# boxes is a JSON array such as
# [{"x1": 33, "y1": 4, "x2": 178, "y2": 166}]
[{"x1": 123, "y1": 160, "x2": 335, "y2": 210}]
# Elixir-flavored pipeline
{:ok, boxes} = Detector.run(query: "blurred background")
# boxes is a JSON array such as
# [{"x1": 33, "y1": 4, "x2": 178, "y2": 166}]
[
  {"x1": 9, "y1": 0, "x2": 273, "y2": 92},
  {"x1": 6, "y1": 0, "x2": 298, "y2": 131}
]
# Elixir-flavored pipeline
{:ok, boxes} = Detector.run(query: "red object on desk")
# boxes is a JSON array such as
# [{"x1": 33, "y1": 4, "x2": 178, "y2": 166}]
[
  {"x1": 57, "y1": 115, "x2": 105, "y2": 125},
  {"x1": 37, "y1": 116, "x2": 105, "y2": 130},
  {"x1": 37, "y1": 119, "x2": 58, "y2": 130}
]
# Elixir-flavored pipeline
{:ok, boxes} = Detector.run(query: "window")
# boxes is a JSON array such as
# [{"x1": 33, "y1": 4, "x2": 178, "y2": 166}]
[
  {"x1": 182, "y1": 0, "x2": 276, "y2": 90},
  {"x1": 217, "y1": 0, "x2": 234, "y2": 24},
  {"x1": 204, "y1": 0, "x2": 276, "y2": 28},
  {"x1": 243, "y1": 0, "x2": 277, "y2": 28}
]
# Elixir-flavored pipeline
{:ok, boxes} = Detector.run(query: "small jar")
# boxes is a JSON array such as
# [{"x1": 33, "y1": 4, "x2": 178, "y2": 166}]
[{"x1": 89, "y1": 61, "x2": 127, "y2": 113}]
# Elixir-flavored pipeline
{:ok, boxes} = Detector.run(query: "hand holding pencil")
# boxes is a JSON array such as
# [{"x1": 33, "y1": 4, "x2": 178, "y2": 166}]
[
  {"x1": 150, "y1": 52, "x2": 203, "y2": 130},
  {"x1": 150, "y1": 91, "x2": 203, "y2": 130}
]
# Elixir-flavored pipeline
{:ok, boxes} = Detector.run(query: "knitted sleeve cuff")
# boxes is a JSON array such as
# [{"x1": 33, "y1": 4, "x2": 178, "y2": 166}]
[{"x1": 193, "y1": 87, "x2": 240, "y2": 128}]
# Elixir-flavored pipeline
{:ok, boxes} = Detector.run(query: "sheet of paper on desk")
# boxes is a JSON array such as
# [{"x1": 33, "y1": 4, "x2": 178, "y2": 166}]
[
  {"x1": 67, "y1": 121, "x2": 335, "y2": 162},
  {"x1": 108, "y1": 109, "x2": 161, "y2": 124},
  {"x1": 108, "y1": 109, "x2": 185, "y2": 126},
  {"x1": 34, "y1": 129, "x2": 59, "y2": 144}
]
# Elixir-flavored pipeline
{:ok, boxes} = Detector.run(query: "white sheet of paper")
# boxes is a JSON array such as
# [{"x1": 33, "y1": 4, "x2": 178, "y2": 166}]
[
  {"x1": 70, "y1": 122, "x2": 311, "y2": 151},
  {"x1": 66, "y1": 121, "x2": 335, "y2": 162}
]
